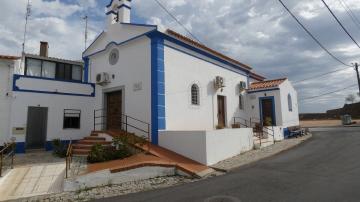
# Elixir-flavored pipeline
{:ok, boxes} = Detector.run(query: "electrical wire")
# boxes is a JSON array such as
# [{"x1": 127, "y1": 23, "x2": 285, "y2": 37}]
[
  {"x1": 277, "y1": 0, "x2": 353, "y2": 67},
  {"x1": 153, "y1": 0, "x2": 203, "y2": 44},
  {"x1": 337, "y1": 0, "x2": 360, "y2": 31},
  {"x1": 299, "y1": 84, "x2": 357, "y2": 101},
  {"x1": 293, "y1": 67, "x2": 350, "y2": 84},
  {"x1": 321, "y1": 0, "x2": 360, "y2": 49}
]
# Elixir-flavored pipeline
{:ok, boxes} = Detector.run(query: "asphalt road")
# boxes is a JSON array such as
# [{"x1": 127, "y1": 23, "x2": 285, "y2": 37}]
[{"x1": 99, "y1": 127, "x2": 360, "y2": 202}]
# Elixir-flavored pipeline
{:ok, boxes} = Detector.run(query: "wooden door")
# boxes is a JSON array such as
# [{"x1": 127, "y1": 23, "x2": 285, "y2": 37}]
[
  {"x1": 106, "y1": 91, "x2": 122, "y2": 130},
  {"x1": 217, "y1": 95, "x2": 226, "y2": 127},
  {"x1": 26, "y1": 107, "x2": 48, "y2": 150},
  {"x1": 261, "y1": 98, "x2": 275, "y2": 126}
]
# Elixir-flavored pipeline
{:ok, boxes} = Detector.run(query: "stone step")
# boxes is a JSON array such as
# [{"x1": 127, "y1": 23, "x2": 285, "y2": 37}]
[
  {"x1": 84, "y1": 136, "x2": 106, "y2": 141},
  {"x1": 73, "y1": 149, "x2": 91, "y2": 155},
  {"x1": 77, "y1": 140, "x2": 112, "y2": 145}
]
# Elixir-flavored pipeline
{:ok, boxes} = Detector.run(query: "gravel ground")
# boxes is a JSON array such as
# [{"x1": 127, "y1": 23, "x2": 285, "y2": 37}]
[
  {"x1": 7, "y1": 176, "x2": 198, "y2": 202},
  {"x1": 211, "y1": 133, "x2": 312, "y2": 171}
]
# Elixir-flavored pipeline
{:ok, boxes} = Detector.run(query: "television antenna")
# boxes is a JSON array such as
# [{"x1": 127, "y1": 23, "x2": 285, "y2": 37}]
[
  {"x1": 83, "y1": 15, "x2": 88, "y2": 51},
  {"x1": 22, "y1": 0, "x2": 31, "y2": 55}
]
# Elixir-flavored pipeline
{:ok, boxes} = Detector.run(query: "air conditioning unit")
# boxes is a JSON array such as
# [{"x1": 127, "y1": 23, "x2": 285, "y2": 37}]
[
  {"x1": 96, "y1": 72, "x2": 110, "y2": 85},
  {"x1": 239, "y1": 81, "x2": 247, "y2": 92},
  {"x1": 214, "y1": 76, "x2": 226, "y2": 90}
]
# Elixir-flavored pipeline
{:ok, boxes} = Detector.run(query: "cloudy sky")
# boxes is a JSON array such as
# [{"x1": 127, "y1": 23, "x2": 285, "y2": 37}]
[{"x1": 1, "y1": 0, "x2": 360, "y2": 113}]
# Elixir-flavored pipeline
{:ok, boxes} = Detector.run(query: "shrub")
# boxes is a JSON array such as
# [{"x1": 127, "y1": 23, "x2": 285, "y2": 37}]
[
  {"x1": 87, "y1": 144, "x2": 131, "y2": 164},
  {"x1": 52, "y1": 139, "x2": 67, "y2": 158}
]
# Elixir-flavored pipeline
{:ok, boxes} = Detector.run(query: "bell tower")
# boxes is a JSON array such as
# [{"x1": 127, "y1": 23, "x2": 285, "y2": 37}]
[{"x1": 106, "y1": 0, "x2": 131, "y2": 28}]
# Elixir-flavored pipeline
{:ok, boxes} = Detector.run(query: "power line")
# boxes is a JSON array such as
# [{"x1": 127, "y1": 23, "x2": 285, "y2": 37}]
[
  {"x1": 153, "y1": 0, "x2": 203, "y2": 44},
  {"x1": 293, "y1": 67, "x2": 350, "y2": 84},
  {"x1": 337, "y1": 0, "x2": 360, "y2": 31},
  {"x1": 299, "y1": 84, "x2": 357, "y2": 101},
  {"x1": 321, "y1": 0, "x2": 360, "y2": 49},
  {"x1": 277, "y1": 0, "x2": 353, "y2": 67}
]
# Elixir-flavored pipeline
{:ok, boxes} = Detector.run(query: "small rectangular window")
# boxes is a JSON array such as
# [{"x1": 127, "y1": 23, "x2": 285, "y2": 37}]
[
  {"x1": 26, "y1": 58, "x2": 42, "y2": 77},
  {"x1": 56, "y1": 63, "x2": 65, "y2": 80},
  {"x1": 42, "y1": 61, "x2": 56, "y2": 78},
  {"x1": 239, "y1": 95, "x2": 244, "y2": 110},
  {"x1": 72, "y1": 65, "x2": 82, "y2": 81},
  {"x1": 63, "y1": 109, "x2": 81, "y2": 129},
  {"x1": 64, "y1": 64, "x2": 72, "y2": 80}
]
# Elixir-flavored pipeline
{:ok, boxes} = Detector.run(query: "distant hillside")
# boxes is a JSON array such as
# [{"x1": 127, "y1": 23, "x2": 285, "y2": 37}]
[{"x1": 300, "y1": 102, "x2": 360, "y2": 120}]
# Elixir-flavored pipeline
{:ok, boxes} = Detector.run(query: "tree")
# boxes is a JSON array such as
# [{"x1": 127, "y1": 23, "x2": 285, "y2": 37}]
[{"x1": 345, "y1": 94, "x2": 356, "y2": 104}]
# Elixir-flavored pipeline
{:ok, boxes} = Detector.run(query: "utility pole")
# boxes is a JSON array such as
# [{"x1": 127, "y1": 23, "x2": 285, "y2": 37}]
[{"x1": 356, "y1": 63, "x2": 360, "y2": 95}]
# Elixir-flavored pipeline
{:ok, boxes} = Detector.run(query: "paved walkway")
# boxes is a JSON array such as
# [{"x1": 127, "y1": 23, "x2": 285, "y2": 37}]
[
  {"x1": 0, "y1": 163, "x2": 65, "y2": 201},
  {"x1": 0, "y1": 152, "x2": 66, "y2": 201}
]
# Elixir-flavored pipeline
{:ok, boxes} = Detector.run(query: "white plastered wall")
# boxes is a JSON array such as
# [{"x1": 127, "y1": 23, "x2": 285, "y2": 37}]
[
  {"x1": 279, "y1": 80, "x2": 300, "y2": 127},
  {"x1": 159, "y1": 129, "x2": 254, "y2": 165},
  {"x1": 0, "y1": 60, "x2": 14, "y2": 144},
  {"x1": 163, "y1": 41, "x2": 250, "y2": 130},
  {"x1": 89, "y1": 36, "x2": 152, "y2": 137}
]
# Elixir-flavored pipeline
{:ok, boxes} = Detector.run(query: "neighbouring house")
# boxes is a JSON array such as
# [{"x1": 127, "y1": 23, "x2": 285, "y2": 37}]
[{"x1": 0, "y1": 0, "x2": 299, "y2": 166}]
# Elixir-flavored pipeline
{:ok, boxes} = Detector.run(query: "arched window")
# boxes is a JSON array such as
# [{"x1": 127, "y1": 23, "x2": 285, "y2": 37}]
[
  {"x1": 239, "y1": 95, "x2": 244, "y2": 110},
  {"x1": 191, "y1": 84, "x2": 200, "y2": 105},
  {"x1": 288, "y1": 94, "x2": 293, "y2": 112}
]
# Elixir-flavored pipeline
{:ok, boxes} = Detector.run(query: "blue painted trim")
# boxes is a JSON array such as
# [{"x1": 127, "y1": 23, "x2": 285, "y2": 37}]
[
  {"x1": 120, "y1": 22, "x2": 157, "y2": 28},
  {"x1": 248, "y1": 88, "x2": 280, "y2": 94},
  {"x1": 164, "y1": 44, "x2": 248, "y2": 77},
  {"x1": 83, "y1": 30, "x2": 157, "y2": 58},
  {"x1": 83, "y1": 31, "x2": 105, "y2": 56},
  {"x1": 15, "y1": 142, "x2": 26, "y2": 153},
  {"x1": 150, "y1": 34, "x2": 165, "y2": 145},
  {"x1": 259, "y1": 96, "x2": 277, "y2": 126},
  {"x1": 13, "y1": 74, "x2": 95, "y2": 97},
  {"x1": 106, "y1": 0, "x2": 131, "y2": 8},
  {"x1": 106, "y1": 10, "x2": 118, "y2": 15},
  {"x1": 117, "y1": 4, "x2": 131, "y2": 9},
  {"x1": 148, "y1": 31, "x2": 251, "y2": 74},
  {"x1": 83, "y1": 57, "x2": 89, "y2": 82}
]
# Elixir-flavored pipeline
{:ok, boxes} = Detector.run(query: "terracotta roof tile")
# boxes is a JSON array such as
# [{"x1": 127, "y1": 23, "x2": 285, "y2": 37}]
[
  {"x1": 249, "y1": 78, "x2": 287, "y2": 90},
  {"x1": 166, "y1": 29, "x2": 252, "y2": 71},
  {"x1": 0, "y1": 55, "x2": 20, "y2": 60}
]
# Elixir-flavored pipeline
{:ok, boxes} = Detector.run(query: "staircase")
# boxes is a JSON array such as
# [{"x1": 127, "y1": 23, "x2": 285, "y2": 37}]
[{"x1": 72, "y1": 132, "x2": 113, "y2": 156}]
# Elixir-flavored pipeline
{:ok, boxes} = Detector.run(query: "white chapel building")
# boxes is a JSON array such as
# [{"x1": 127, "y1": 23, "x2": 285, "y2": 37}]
[{"x1": 0, "y1": 0, "x2": 299, "y2": 165}]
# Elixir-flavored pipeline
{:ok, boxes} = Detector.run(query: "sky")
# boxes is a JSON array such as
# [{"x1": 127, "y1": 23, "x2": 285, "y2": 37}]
[{"x1": 0, "y1": 0, "x2": 360, "y2": 113}]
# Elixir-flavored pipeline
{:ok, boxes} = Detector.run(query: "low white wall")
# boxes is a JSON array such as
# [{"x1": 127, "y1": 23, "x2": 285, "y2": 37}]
[
  {"x1": 263, "y1": 126, "x2": 284, "y2": 142},
  {"x1": 159, "y1": 128, "x2": 254, "y2": 166}
]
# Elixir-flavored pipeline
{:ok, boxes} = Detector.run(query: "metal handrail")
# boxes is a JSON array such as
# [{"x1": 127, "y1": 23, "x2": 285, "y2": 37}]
[
  {"x1": 0, "y1": 142, "x2": 15, "y2": 177},
  {"x1": 233, "y1": 117, "x2": 250, "y2": 128},
  {"x1": 65, "y1": 141, "x2": 73, "y2": 179},
  {"x1": 93, "y1": 109, "x2": 151, "y2": 150}
]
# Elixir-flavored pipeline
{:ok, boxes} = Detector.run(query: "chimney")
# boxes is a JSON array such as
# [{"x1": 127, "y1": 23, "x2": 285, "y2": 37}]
[{"x1": 40, "y1": 41, "x2": 48, "y2": 57}]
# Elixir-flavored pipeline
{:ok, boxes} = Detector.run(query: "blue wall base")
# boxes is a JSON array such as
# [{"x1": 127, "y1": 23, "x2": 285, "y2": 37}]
[{"x1": 15, "y1": 140, "x2": 78, "y2": 154}]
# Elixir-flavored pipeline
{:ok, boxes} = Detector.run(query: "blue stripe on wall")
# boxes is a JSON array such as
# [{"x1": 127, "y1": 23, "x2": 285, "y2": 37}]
[{"x1": 150, "y1": 34, "x2": 166, "y2": 145}]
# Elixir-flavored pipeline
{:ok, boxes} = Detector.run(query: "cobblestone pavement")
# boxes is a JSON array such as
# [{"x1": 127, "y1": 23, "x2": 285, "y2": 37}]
[
  {"x1": 211, "y1": 133, "x2": 312, "y2": 171},
  {"x1": 9, "y1": 176, "x2": 198, "y2": 202}
]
